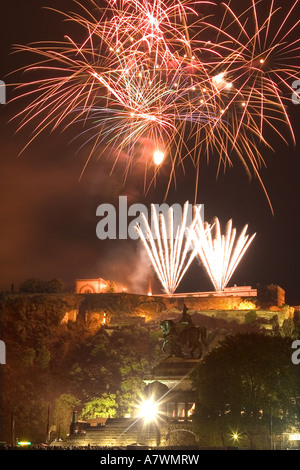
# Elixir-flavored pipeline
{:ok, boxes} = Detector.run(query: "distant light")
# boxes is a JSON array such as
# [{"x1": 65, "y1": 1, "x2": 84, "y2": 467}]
[
  {"x1": 153, "y1": 149, "x2": 164, "y2": 165},
  {"x1": 17, "y1": 441, "x2": 31, "y2": 446},
  {"x1": 289, "y1": 433, "x2": 300, "y2": 441},
  {"x1": 260, "y1": 58, "x2": 265, "y2": 64},
  {"x1": 147, "y1": 291, "x2": 152, "y2": 296}
]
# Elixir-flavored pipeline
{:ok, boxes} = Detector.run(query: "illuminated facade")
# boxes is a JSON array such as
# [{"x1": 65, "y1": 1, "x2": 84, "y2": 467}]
[{"x1": 75, "y1": 278, "x2": 127, "y2": 294}]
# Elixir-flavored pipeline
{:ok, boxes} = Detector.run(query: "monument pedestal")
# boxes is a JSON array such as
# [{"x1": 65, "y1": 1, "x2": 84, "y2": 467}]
[
  {"x1": 143, "y1": 356, "x2": 200, "y2": 447},
  {"x1": 144, "y1": 356, "x2": 200, "y2": 391}
]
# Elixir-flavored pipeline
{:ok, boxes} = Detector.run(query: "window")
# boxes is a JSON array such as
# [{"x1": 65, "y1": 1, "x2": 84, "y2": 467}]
[
  {"x1": 167, "y1": 403, "x2": 176, "y2": 418},
  {"x1": 177, "y1": 403, "x2": 185, "y2": 418}
]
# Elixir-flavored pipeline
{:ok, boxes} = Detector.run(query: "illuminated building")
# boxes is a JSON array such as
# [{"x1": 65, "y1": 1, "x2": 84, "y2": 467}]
[{"x1": 75, "y1": 278, "x2": 127, "y2": 294}]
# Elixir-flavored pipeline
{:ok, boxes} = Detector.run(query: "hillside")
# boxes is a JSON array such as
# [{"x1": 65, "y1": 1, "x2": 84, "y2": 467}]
[{"x1": 0, "y1": 292, "x2": 297, "y2": 445}]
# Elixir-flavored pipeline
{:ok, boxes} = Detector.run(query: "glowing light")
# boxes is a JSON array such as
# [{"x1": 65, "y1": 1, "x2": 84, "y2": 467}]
[
  {"x1": 289, "y1": 433, "x2": 300, "y2": 441},
  {"x1": 153, "y1": 149, "x2": 164, "y2": 165},
  {"x1": 192, "y1": 215, "x2": 256, "y2": 292},
  {"x1": 238, "y1": 300, "x2": 256, "y2": 310},
  {"x1": 137, "y1": 398, "x2": 158, "y2": 423},
  {"x1": 213, "y1": 72, "x2": 225, "y2": 84}
]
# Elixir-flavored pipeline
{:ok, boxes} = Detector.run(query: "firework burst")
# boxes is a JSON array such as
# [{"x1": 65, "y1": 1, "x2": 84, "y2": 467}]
[
  {"x1": 135, "y1": 202, "x2": 202, "y2": 295},
  {"x1": 9, "y1": 0, "x2": 299, "y2": 199},
  {"x1": 191, "y1": 214, "x2": 256, "y2": 291}
]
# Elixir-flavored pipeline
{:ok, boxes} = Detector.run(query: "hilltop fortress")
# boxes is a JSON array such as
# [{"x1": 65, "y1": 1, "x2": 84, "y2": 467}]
[
  {"x1": 56, "y1": 281, "x2": 294, "y2": 332},
  {"x1": 1, "y1": 280, "x2": 294, "y2": 333}
]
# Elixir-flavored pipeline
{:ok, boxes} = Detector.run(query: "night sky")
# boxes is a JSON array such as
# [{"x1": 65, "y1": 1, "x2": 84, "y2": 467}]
[{"x1": 0, "y1": 1, "x2": 299, "y2": 304}]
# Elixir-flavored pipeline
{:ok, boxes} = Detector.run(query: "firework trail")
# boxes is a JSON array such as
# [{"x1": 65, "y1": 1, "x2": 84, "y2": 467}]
[
  {"x1": 9, "y1": 0, "x2": 299, "y2": 199},
  {"x1": 191, "y1": 213, "x2": 256, "y2": 291},
  {"x1": 135, "y1": 202, "x2": 202, "y2": 295},
  {"x1": 197, "y1": 0, "x2": 300, "y2": 202}
]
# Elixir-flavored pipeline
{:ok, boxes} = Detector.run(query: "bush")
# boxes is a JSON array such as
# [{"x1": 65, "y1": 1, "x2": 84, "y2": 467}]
[{"x1": 20, "y1": 278, "x2": 65, "y2": 293}]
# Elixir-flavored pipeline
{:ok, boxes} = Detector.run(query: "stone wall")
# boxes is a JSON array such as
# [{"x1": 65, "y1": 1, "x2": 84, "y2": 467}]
[{"x1": 55, "y1": 292, "x2": 293, "y2": 329}]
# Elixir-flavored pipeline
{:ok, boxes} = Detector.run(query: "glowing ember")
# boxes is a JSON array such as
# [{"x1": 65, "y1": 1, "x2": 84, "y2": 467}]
[{"x1": 153, "y1": 149, "x2": 165, "y2": 166}]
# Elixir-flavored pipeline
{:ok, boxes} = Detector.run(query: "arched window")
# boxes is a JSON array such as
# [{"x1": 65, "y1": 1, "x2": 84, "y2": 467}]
[{"x1": 79, "y1": 284, "x2": 95, "y2": 294}]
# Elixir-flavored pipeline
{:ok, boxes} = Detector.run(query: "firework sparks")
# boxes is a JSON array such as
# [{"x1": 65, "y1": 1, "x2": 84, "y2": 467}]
[
  {"x1": 9, "y1": 0, "x2": 299, "y2": 199},
  {"x1": 192, "y1": 214, "x2": 256, "y2": 291},
  {"x1": 135, "y1": 202, "x2": 202, "y2": 295}
]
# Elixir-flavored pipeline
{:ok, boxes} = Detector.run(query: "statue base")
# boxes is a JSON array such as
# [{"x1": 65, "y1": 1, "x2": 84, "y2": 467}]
[{"x1": 144, "y1": 356, "x2": 200, "y2": 392}]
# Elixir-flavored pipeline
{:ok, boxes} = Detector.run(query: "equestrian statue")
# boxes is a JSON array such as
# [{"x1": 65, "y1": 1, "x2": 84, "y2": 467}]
[{"x1": 160, "y1": 304, "x2": 207, "y2": 359}]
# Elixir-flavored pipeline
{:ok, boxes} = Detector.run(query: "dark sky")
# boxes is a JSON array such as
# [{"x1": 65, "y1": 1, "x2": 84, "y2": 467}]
[{"x1": 0, "y1": 0, "x2": 299, "y2": 304}]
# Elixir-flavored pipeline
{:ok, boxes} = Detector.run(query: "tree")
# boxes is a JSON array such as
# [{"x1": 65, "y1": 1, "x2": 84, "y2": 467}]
[
  {"x1": 36, "y1": 347, "x2": 51, "y2": 369},
  {"x1": 118, "y1": 359, "x2": 149, "y2": 416},
  {"x1": 45, "y1": 278, "x2": 65, "y2": 293},
  {"x1": 81, "y1": 394, "x2": 117, "y2": 419},
  {"x1": 53, "y1": 393, "x2": 81, "y2": 440},
  {"x1": 20, "y1": 278, "x2": 44, "y2": 293},
  {"x1": 19, "y1": 277, "x2": 64, "y2": 293},
  {"x1": 192, "y1": 333, "x2": 299, "y2": 449}
]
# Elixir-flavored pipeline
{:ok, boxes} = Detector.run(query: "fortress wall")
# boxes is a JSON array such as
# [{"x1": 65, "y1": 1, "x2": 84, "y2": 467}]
[{"x1": 2, "y1": 291, "x2": 292, "y2": 329}]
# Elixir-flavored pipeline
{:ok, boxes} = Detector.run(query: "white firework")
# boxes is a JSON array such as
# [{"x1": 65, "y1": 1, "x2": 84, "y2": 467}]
[
  {"x1": 192, "y1": 214, "x2": 256, "y2": 291},
  {"x1": 135, "y1": 202, "x2": 201, "y2": 295}
]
